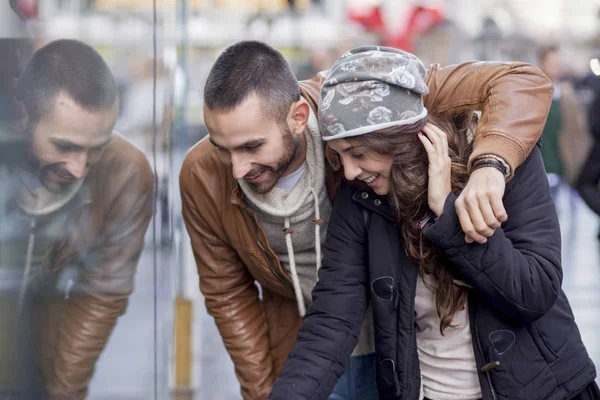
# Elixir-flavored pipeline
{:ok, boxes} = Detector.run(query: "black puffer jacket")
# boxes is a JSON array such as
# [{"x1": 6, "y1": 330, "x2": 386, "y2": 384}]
[{"x1": 271, "y1": 147, "x2": 596, "y2": 400}]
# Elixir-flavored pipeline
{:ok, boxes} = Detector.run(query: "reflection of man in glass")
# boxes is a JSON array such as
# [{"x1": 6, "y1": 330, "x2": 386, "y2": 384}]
[{"x1": 0, "y1": 39, "x2": 153, "y2": 399}]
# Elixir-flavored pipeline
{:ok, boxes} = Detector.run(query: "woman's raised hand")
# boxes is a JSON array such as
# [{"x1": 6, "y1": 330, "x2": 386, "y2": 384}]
[{"x1": 418, "y1": 123, "x2": 452, "y2": 218}]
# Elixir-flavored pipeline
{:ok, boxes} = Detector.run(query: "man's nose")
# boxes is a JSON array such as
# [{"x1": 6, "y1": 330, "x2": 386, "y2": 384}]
[
  {"x1": 231, "y1": 153, "x2": 251, "y2": 180},
  {"x1": 66, "y1": 153, "x2": 88, "y2": 179}
]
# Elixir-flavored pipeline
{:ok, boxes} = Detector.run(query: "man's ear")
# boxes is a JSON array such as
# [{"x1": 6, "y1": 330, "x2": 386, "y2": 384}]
[
  {"x1": 288, "y1": 99, "x2": 310, "y2": 136},
  {"x1": 12, "y1": 99, "x2": 29, "y2": 132}
]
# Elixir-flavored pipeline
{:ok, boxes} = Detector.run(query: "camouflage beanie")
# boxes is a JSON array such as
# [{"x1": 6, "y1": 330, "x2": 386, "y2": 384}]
[{"x1": 319, "y1": 45, "x2": 429, "y2": 141}]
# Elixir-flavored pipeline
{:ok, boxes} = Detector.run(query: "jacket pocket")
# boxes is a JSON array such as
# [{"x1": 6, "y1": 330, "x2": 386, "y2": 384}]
[
  {"x1": 504, "y1": 328, "x2": 550, "y2": 386},
  {"x1": 380, "y1": 358, "x2": 401, "y2": 396},
  {"x1": 530, "y1": 294, "x2": 576, "y2": 358},
  {"x1": 478, "y1": 323, "x2": 547, "y2": 390},
  {"x1": 528, "y1": 323, "x2": 558, "y2": 365}
]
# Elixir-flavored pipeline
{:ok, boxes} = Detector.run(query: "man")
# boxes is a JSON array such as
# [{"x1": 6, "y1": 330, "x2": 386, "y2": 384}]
[
  {"x1": 0, "y1": 39, "x2": 153, "y2": 399},
  {"x1": 179, "y1": 41, "x2": 552, "y2": 400},
  {"x1": 0, "y1": 11, "x2": 35, "y2": 398},
  {"x1": 537, "y1": 45, "x2": 591, "y2": 201}
]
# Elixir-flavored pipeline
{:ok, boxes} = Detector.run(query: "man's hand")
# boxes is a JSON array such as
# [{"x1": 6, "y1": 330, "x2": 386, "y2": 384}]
[{"x1": 455, "y1": 167, "x2": 508, "y2": 243}]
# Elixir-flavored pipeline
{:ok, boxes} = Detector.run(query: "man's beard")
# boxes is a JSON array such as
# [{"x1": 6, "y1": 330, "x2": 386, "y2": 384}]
[
  {"x1": 244, "y1": 127, "x2": 300, "y2": 195},
  {"x1": 25, "y1": 151, "x2": 80, "y2": 194},
  {"x1": 40, "y1": 164, "x2": 80, "y2": 193},
  {"x1": 23, "y1": 131, "x2": 82, "y2": 193}
]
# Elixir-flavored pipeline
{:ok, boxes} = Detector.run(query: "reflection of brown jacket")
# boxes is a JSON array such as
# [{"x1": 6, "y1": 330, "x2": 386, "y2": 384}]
[
  {"x1": 35, "y1": 134, "x2": 154, "y2": 400},
  {"x1": 557, "y1": 82, "x2": 592, "y2": 185},
  {"x1": 179, "y1": 62, "x2": 552, "y2": 400}
]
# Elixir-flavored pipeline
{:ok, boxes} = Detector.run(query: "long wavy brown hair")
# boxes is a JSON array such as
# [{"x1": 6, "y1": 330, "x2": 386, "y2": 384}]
[{"x1": 348, "y1": 111, "x2": 477, "y2": 334}]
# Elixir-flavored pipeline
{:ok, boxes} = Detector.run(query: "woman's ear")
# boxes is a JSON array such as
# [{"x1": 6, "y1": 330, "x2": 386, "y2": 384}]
[{"x1": 288, "y1": 99, "x2": 310, "y2": 136}]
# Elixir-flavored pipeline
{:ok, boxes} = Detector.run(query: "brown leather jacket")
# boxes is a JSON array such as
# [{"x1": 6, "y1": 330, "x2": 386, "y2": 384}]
[
  {"x1": 179, "y1": 61, "x2": 553, "y2": 400},
  {"x1": 25, "y1": 134, "x2": 154, "y2": 399}
]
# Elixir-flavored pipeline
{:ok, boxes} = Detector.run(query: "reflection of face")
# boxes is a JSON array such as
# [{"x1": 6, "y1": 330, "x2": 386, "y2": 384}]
[
  {"x1": 27, "y1": 92, "x2": 117, "y2": 193},
  {"x1": 541, "y1": 51, "x2": 561, "y2": 81},
  {"x1": 204, "y1": 94, "x2": 301, "y2": 194},
  {"x1": 328, "y1": 138, "x2": 394, "y2": 196}
]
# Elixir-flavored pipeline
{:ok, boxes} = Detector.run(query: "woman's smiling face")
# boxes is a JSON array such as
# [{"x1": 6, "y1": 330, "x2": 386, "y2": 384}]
[{"x1": 327, "y1": 138, "x2": 394, "y2": 196}]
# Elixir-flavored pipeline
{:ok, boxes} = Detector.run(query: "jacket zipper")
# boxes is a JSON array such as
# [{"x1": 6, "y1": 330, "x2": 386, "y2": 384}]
[
  {"x1": 243, "y1": 208, "x2": 294, "y2": 294},
  {"x1": 472, "y1": 298, "x2": 498, "y2": 400}
]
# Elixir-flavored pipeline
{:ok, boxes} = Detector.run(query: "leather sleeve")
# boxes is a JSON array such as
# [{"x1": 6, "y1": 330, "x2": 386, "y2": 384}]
[
  {"x1": 299, "y1": 70, "x2": 327, "y2": 109},
  {"x1": 46, "y1": 157, "x2": 154, "y2": 400},
  {"x1": 179, "y1": 163, "x2": 275, "y2": 400},
  {"x1": 424, "y1": 61, "x2": 553, "y2": 180}
]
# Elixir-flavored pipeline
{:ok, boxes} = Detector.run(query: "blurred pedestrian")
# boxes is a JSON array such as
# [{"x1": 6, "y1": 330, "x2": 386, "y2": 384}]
[
  {"x1": 537, "y1": 45, "x2": 591, "y2": 205},
  {"x1": 577, "y1": 88, "x2": 600, "y2": 240}
]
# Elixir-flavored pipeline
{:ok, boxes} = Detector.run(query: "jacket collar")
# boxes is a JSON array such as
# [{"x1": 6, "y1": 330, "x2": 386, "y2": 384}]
[
  {"x1": 351, "y1": 188, "x2": 395, "y2": 222},
  {"x1": 4, "y1": 172, "x2": 92, "y2": 216}
]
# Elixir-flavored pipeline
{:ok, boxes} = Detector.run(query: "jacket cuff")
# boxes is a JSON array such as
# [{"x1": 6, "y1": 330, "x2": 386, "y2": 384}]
[
  {"x1": 422, "y1": 193, "x2": 464, "y2": 250},
  {"x1": 468, "y1": 133, "x2": 527, "y2": 181},
  {"x1": 422, "y1": 194, "x2": 488, "y2": 281}
]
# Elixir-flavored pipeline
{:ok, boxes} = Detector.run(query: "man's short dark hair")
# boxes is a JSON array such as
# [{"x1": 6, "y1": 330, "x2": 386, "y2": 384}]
[
  {"x1": 15, "y1": 39, "x2": 118, "y2": 124},
  {"x1": 538, "y1": 45, "x2": 559, "y2": 64},
  {"x1": 203, "y1": 41, "x2": 301, "y2": 124}
]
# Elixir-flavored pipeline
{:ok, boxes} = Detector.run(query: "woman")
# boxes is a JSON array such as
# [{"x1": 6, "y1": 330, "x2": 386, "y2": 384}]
[{"x1": 270, "y1": 46, "x2": 598, "y2": 400}]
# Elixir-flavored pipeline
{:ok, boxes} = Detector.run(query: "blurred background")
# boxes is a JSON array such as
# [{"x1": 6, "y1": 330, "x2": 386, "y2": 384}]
[{"x1": 1, "y1": 0, "x2": 599, "y2": 399}]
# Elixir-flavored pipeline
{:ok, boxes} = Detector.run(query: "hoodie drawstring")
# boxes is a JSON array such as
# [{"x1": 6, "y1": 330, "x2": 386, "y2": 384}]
[
  {"x1": 284, "y1": 216, "x2": 306, "y2": 317},
  {"x1": 284, "y1": 187, "x2": 323, "y2": 318},
  {"x1": 310, "y1": 186, "x2": 322, "y2": 274}
]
